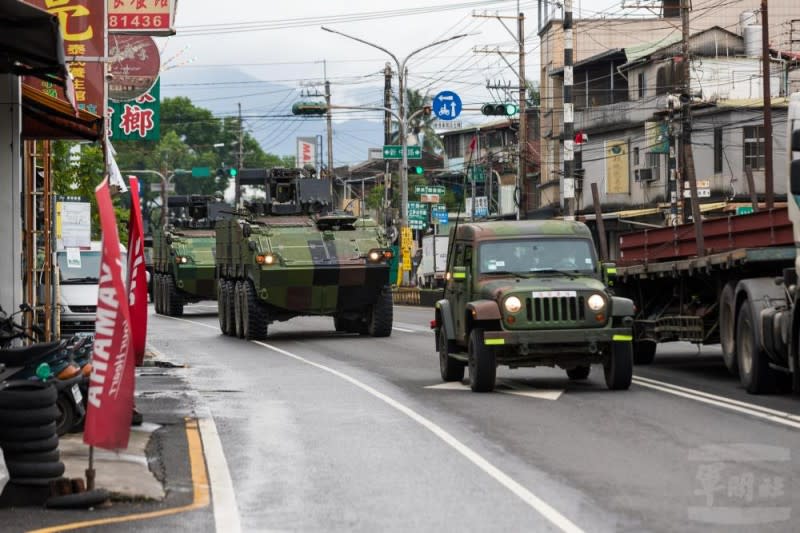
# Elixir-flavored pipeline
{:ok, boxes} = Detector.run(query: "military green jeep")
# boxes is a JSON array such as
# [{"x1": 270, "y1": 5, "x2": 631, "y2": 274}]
[{"x1": 433, "y1": 220, "x2": 635, "y2": 392}]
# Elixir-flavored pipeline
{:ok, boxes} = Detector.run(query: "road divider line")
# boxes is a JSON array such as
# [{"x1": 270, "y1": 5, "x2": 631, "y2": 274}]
[
  {"x1": 632, "y1": 377, "x2": 800, "y2": 430},
  {"x1": 27, "y1": 418, "x2": 210, "y2": 533},
  {"x1": 198, "y1": 417, "x2": 242, "y2": 533},
  {"x1": 252, "y1": 340, "x2": 585, "y2": 533}
]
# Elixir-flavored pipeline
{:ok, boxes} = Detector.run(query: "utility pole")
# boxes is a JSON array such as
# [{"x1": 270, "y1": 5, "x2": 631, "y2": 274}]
[
  {"x1": 473, "y1": 9, "x2": 529, "y2": 219},
  {"x1": 761, "y1": 0, "x2": 774, "y2": 208},
  {"x1": 324, "y1": 80, "x2": 334, "y2": 179},
  {"x1": 384, "y1": 63, "x2": 393, "y2": 226},
  {"x1": 563, "y1": 0, "x2": 575, "y2": 219},
  {"x1": 681, "y1": 0, "x2": 704, "y2": 255},
  {"x1": 236, "y1": 102, "x2": 244, "y2": 206}
]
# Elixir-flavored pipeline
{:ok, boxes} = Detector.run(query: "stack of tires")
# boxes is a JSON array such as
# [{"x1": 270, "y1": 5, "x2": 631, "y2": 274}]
[{"x1": 0, "y1": 381, "x2": 64, "y2": 506}]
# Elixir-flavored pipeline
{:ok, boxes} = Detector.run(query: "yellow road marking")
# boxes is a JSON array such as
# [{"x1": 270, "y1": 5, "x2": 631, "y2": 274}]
[{"x1": 28, "y1": 417, "x2": 210, "y2": 533}]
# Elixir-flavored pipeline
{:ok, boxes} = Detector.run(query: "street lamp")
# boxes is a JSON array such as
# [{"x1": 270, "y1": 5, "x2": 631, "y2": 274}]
[
  {"x1": 320, "y1": 26, "x2": 467, "y2": 233},
  {"x1": 122, "y1": 169, "x2": 180, "y2": 227}
]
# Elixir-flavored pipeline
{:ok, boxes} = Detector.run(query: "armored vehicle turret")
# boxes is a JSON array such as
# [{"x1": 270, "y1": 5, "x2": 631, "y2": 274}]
[
  {"x1": 152, "y1": 194, "x2": 232, "y2": 316},
  {"x1": 215, "y1": 167, "x2": 393, "y2": 339}
]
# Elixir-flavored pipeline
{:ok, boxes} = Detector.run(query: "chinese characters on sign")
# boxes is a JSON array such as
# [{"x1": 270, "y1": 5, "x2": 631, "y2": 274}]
[
  {"x1": 108, "y1": 0, "x2": 176, "y2": 35},
  {"x1": 108, "y1": 78, "x2": 160, "y2": 141},
  {"x1": 408, "y1": 201, "x2": 429, "y2": 230},
  {"x1": 23, "y1": 0, "x2": 106, "y2": 116}
]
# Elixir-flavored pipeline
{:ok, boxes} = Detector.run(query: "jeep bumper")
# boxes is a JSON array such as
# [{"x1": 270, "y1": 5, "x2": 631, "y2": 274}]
[{"x1": 482, "y1": 327, "x2": 632, "y2": 346}]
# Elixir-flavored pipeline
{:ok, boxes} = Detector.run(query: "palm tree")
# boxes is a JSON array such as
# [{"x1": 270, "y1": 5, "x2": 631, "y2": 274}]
[{"x1": 391, "y1": 88, "x2": 442, "y2": 153}]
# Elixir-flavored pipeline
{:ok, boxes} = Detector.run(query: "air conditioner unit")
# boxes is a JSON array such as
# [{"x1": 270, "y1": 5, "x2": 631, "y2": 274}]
[{"x1": 636, "y1": 167, "x2": 656, "y2": 181}]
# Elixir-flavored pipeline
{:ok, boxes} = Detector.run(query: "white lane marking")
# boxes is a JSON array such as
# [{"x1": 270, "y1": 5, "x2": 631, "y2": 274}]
[
  {"x1": 252, "y1": 340, "x2": 584, "y2": 533},
  {"x1": 198, "y1": 417, "x2": 242, "y2": 533},
  {"x1": 632, "y1": 377, "x2": 800, "y2": 430},
  {"x1": 392, "y1": 326, "x2": 415, "y2": 333},
  {"x1": 425, "y1": 381, "x2": 565, "y2": 400}
]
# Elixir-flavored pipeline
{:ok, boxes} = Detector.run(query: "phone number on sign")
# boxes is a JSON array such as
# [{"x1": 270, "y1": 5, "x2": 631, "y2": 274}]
[{"x1": 109, "y1": 14, "x2": 167, "y2": 29}]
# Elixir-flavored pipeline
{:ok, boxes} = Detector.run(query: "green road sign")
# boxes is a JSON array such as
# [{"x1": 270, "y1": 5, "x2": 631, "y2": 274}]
[
  {"x1": 408, "y1": 201, "x2": 429, "y2": 229},
  {"x1": 415, "y1": 185, "x2": 445, "y2": 196},
  {"x1": 468, "y1": 165, "x2": 485, "y2": 183},
  {"x1": 736, "y1": 206, "x2": 754, "y2": 215},
  {"x1": 192, "y1": 166, "x2": 210, "y2": 178},
  {"x1": 383, "y1": 145, "x2": 422, "y2": 159}
]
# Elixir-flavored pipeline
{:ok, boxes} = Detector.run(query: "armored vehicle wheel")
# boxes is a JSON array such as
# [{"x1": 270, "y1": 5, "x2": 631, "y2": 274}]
[
  {"x1": 633, "y1": 341, "x2": 656, "y2": 365},
  {"x1": 468, "y1": 329, "x2": 496, "y2": 392},
  {"x1": 737, "y1": 303, "x2": 776, "y2": 394},
  {"x1": 223, "y1": 280, "x2": 236, "y2": 336},
  {"x1": 367, "y1": 287, "x2": 393, "y2": 337},
  {"x1": 164, "y1": 275, "x2": 184, "y2": 317},
  {"x1": 242, "y1": 280, "x2": 268, "y2": 340},
  {"x1": 604, "y1": 341, "x2": 633, "y2": 390},
  {"x1": 233, "y1": 280, "x2": 245, "y2": 338},
  {"x1": 217, "y1": 280, "x2": 227, "y2": 334},
  {"x1": 438, "y1": 329, "x2": 464, "y2": 382},
  {"x1": 566, "y1": 365, "x2": 591, "y2": 380}
]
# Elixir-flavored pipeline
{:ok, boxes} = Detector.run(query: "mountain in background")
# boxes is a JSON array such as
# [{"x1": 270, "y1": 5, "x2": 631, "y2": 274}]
[{"x1": 160, "y1": 66, "x2": 384, "y2": 167}]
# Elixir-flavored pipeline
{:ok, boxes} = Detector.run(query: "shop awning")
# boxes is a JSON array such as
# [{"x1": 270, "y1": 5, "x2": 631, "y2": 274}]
[
  {"x1": 22, "y1": 85, "x2": 102, "y2": 141},
  {"x1": 0, "y1": 1, "x2": 67, "y2": 83}
]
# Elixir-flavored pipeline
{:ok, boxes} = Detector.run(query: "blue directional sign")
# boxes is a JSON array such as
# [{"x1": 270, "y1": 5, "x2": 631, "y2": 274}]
[{"x1": 432, "y1": 91, "x2": 462, "y2": 121}]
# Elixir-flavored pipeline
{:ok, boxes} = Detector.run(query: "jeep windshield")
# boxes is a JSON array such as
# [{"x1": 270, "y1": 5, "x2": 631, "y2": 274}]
[{"x1": 478, "y1": 238, "x2": 596, "y2": 275}]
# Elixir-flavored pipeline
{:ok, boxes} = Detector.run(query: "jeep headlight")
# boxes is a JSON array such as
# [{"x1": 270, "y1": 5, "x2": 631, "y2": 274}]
[
  {"x1": 504, "y1": 296, "x2": 522, "y2": 313},
  {"x1": 587, "y1": 294, "x2": 606, "y2": 311}
]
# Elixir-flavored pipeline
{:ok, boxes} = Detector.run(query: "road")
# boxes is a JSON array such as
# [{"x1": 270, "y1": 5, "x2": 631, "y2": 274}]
[{"x1": 131, "y1": 302, "x2": 799, "y2": 533}]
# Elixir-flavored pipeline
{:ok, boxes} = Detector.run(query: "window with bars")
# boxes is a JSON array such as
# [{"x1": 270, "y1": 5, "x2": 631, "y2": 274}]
[
  {"x1": 638, "y1": 72, "x2": 646, "y2": 99},
  {"x1": 743, "y1": 125, "x2": 765, "y2": 170}
]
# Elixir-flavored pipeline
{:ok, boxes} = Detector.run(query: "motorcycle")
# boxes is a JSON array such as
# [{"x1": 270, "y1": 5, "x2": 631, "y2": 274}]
[{"x1": 0, "y1": 305, "x2": 86, "y2": 435}]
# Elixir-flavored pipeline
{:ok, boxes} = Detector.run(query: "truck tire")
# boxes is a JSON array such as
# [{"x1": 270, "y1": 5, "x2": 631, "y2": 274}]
[
  {"x1": 233, "y1": 280, "x2": 245, "y2": 338},
  {"x1": 154, "y1": 274, "x2": 163, "y2": 314},
  {"x1": 242, "y1": 280, "x2": 268, "y2": 340},
  {"x1": 736, "y1": 303, "x2": 776, "y2": 394},
  {"x1": 633, "y1": 341, "x2": 657, "y2": 365},
  {"x1": 55, "y1": 394, "x2": 80, "y2": 436},
  {"x1": 333, "y1": 315, "x2": 347, "y2": 332},
  {"x1": 367, "y1": 288, "x2": 393, "y2": 337},
  {"x1": 468, "y1": 329, "x2": 496, "y2": 392},
  {"x1": 217, "y1": 279, "x2": 227, "y2": 334},
  {"x1": 224, "y1": 280, "x2": 236, "y2": 336},
  {"x1": 566, "y1": 365, "x2": 591, "y2": 380},
  {"x1": 164, "y1": 275, "x2": 184, "y2": 317},
  {"x1": 604, "y1": 341, "x2": 633, "y2": 390},
  {"x1": 438, "y1": 329, "x2": 465, "y2": 382},
  {"x1": 0, "y1": 383, "x2": 57, "y2": 409},
  {"x1": 719, "y1": 282, "x2": 739, "y2": 376}
]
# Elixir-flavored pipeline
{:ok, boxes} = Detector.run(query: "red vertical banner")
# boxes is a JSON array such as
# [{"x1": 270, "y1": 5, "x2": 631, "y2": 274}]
[
  {"x1": 127, "y1": 177, "x2": 147, "y2": 366},
  {"x1": 84, "y1": 178, "x2": 135, "y2": 451}
]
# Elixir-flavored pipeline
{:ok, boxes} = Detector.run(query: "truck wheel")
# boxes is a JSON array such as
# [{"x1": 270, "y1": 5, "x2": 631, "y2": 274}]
[
  {"x1": 633, "y1": 341, "x2": 656, "y2": 365},
  {"x1": 566, "y1": 365, "x2": 591, "y2": 380},
  {"x1": 164, "y1": 275, "x2": 184, "y2": 317},
  {"x1": 736, "y1": 303, "x2": 776, "y2": 394},
  {"x1": 604, "y1": 342, "x2": 633, "y2": 390},
  {"x1": 217, "y1": 280, "x2": 228, "y2": 334},
  {"x1": 720, "y1": 282, "x2": 739, "y2": 376},
  {"x1": 367, "y1": 287, "x2": 393, "y2": 337},
  {"x1": 333, "y1": 316, "x2": 347, "y2": 332},
  {"x1": 243, "y1": 280, "x2": 268, "y2": 340},
  {"x1": 233, "y1": 281, "x2": 245, "y2": 339},
  {"x1": 223, "y1": 280, "x2": 236, "y2": 336},
  {"x1": 468, "y1": 329, "x2": 496, "y2": 392},
  {"x1": 438, "y1": 329, "x2": 465, "y2": 382}
]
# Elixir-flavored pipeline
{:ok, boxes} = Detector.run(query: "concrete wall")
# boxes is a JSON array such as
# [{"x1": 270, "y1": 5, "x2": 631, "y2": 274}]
[{"x1": 0, "y1": 74, "x2": 23, "y2": 315}]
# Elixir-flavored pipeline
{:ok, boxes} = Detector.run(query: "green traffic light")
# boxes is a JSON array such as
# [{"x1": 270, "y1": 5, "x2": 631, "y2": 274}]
[
  {"x1": 292, "y1": 101, "x2": 328, "y2": 115},
  {"x1": 410, "y1": 166, "x2": 424, "y2": 175},
  {"x1": 504, "y1": 103, "x2": 518, "y2": 115},
  {"x1": 229, "y1": 168, "x2": 238, "y2": 177}
]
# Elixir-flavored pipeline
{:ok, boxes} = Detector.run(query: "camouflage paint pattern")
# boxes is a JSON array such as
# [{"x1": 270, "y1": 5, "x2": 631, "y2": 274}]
[
  {"x1": 216, "y1": 215, "x2": 390, "y2": 316},
  {"x1": 152, "y1": 228, "x2": 218, "y2": 301}
]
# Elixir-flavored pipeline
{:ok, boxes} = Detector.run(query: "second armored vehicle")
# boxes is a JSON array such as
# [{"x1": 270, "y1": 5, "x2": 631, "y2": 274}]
[
  {"x1": 215, "y1": 168, "x2": 393, "y2": 339},
  {"x1": 152, "y1": 195, "x2": 230, "y2": 316}
]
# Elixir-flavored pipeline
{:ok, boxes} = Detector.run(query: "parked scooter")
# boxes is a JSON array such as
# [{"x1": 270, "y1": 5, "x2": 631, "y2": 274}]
[{"x1": 0, "y1": 306, "x2": 86, "y2": 435}]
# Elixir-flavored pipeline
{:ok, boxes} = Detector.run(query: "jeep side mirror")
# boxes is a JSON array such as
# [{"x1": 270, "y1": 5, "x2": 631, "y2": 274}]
[
  {"x1": 451, "y1": 265, "x2": 467, "y2": 282},
  {"x1": 603, "y1": 262, "x2": 617, "y2": 287}
]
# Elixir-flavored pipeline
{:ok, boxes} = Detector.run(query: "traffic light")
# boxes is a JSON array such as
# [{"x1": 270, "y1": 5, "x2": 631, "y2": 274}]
[
  {"x1": 228, "y1": 168, "x2": 238, "y2": 178},
  {"x1": 292, "y1": 101, "x2": 328, "y2": 115},
  {"x1": 481, "y1": 103, "x2": 518, "y2": 116},
  {"x1": 408, "y1": 166, "x2": 424, "y2": 175}
]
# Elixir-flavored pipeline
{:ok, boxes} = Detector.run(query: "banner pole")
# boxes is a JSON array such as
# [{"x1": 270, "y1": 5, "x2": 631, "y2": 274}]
[{"x1": 86, "y1": 445, "x2": 96, "y2": 490}]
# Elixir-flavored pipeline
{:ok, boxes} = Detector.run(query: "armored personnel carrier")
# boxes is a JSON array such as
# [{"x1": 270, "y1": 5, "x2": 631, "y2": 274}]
[
  {"x1": 152, "y1": 194, "x2": 231, "y2": 316},
  {"x1": 215, "y1": 167, "x2": 393, "y2": 339}
]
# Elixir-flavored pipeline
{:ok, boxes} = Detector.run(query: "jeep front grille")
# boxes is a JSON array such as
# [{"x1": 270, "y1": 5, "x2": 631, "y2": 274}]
[{"x1": 526, "y1": 296, "x2": 585, "y2": 324}]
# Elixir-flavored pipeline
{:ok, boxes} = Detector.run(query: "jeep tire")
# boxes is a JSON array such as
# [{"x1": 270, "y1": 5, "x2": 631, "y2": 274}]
[
  {"x1": 438, "y1": 329, "x2": 465, "y2": 382},
  {"x1": 604, "y1": 342, "x2": 633, "y2": 390},
  {"x1": 468, "y1": 329, "x2": 496, "y2": 392}
]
